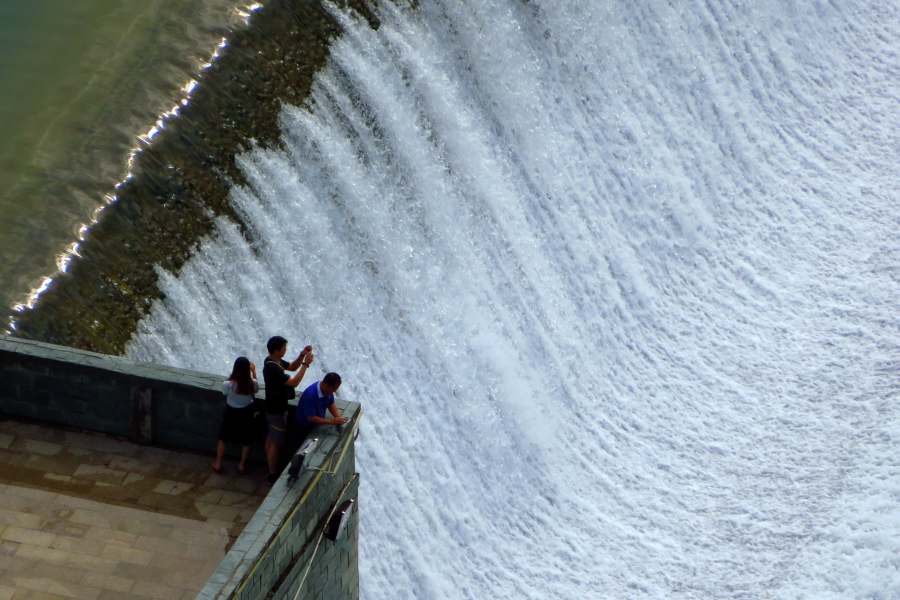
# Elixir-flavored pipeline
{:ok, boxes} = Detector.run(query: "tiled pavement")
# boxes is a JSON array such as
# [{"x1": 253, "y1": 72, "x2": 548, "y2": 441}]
[
  {"x1": 0, "y1": 416, "x2": 271, "y2": 600},
  {"x1": 0, "y1": 484, "x2": 225, "y2": 600}
]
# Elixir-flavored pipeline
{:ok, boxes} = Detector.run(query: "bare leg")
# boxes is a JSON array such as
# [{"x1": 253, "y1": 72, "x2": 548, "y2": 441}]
[
  {"x1": 267, "y1": 443, "x2": 280, "y2": 476},
  {"x1": 239, "y1": 445, "x2": 251, "y2": 473},
  {"x1": 212, "y1": 441, "x2": 226, "y2": 473}
]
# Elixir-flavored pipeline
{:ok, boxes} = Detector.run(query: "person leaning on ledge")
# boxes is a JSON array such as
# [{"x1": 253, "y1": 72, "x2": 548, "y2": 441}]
[
  {"x1": 295, "y1": 372, "x2": 348, "y2": 443},
  {"x1": 262, "y1": 335, "x2": 313, "y2": 485}
]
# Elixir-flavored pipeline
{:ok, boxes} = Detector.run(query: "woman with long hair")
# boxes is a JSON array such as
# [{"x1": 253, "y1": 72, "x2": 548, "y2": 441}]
[{"x1": 212, "y1": 357, "x2": 260, "y2": 474}]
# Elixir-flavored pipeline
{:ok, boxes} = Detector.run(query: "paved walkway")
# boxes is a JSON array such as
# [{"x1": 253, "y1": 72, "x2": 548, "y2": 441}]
[
  {"x1": 0, "y1": 484, "x2": 224, "y2": 600},
  {"x1": 0, "y1": 416, "x2": 270, "y2": 600}
]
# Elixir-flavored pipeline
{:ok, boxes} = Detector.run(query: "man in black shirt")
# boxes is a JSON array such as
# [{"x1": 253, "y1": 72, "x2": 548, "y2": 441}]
[{"x1": 262, "y1": 335, "x2": 313, "y2": 484}]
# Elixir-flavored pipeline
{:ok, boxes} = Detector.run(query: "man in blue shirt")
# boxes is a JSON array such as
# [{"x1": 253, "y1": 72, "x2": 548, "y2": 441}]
[{"x1": 296, "y1": 373, "x2": 348, "y2": 439}]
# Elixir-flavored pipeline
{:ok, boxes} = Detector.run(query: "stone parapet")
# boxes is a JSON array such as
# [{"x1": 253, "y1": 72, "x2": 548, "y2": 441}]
[
  {"x1": 200, "y1": 404, "x2": 361, "y2": 600},
  {"x1": 0, "y1": 334, "x2": 233, "y2": 451}
]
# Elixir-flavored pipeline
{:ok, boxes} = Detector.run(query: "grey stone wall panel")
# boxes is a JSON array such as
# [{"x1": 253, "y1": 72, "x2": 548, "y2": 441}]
[
  {"x1": 0, "y1": 397, "x2": 40, "y2": 418},
  {"x1": 0, "y1": 334, "x2": 243, "y2": 453},
  {"x1": 4, "y1": 369, "x2": 36, "y2": 388}
]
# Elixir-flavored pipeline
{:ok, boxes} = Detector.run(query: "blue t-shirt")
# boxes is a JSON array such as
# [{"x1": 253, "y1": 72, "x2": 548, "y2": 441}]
[{"x1": 296, "y1": 382, "x2": 335, "y2": 426}]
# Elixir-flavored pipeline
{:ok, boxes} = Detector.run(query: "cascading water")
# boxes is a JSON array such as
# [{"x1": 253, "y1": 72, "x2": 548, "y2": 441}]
[{"x1": 127, "y1": 1, "x2": 900, "y2": 597}]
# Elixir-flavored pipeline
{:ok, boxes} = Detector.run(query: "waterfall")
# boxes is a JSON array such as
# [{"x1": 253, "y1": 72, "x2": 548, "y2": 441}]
[{"x1": 128, "y1": 1, "x2": 900, "y2": 597}]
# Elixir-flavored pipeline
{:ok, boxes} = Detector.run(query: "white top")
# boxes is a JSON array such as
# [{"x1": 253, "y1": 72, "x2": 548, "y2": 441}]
[{"x1": 223, "y1": 379, "x2": 260, "y2": 408}]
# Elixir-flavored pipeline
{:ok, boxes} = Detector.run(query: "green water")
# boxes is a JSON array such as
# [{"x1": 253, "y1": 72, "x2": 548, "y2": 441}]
[{"x1": 0, "y1": 0, "x2": 246, "y2": 320}]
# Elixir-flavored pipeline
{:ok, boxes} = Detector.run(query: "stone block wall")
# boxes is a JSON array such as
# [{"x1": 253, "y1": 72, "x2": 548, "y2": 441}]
[
  {"x1": 0, "y1": 334, "x2": 235, "y2": 452},
  {"x1": 200, "y1": 402, "x2": 361, "y2": 600}
]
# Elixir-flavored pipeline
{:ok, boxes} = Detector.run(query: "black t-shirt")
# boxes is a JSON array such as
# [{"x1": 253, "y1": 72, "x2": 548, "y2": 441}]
[{"x1": 263, "y1": 358, "x2": 294, "y2": 414}]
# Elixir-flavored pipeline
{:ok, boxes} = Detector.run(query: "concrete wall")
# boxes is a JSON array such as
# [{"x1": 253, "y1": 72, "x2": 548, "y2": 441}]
[
  {"x1": 200, "y1": 402, "x2": 361, "y2": 600},
  {"x1": 1, "y1": 334, "x2": 243, "y2": 451}
]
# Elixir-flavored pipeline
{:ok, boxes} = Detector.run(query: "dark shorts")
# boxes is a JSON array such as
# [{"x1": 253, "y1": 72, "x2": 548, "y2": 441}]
[
  {"x1": 266, "y1": 412, "x2": 288, "y2": 446},
  {"x1": 218, "y1": 404, "x2": 257, "y2": 446}
]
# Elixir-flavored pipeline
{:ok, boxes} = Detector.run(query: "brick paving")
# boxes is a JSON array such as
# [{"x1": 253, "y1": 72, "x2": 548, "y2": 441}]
[
  {"x1": 0, "y1": 415, "x2": 271, "y2": 600},
  {"x1": 0, "y1": 484, "x2": 224, "y2": 600}
]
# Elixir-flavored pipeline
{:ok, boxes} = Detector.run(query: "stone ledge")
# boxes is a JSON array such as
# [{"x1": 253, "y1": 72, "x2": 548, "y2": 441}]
[
  {"x1": 2, "y1": 334, "x2": 224, "y2": 394},
  {"x1": 1, "y1": 335, "x2": 340, "y2": 404},
  {"x1": 199, "y1": 402, "x2": 361, "y2": 600}
]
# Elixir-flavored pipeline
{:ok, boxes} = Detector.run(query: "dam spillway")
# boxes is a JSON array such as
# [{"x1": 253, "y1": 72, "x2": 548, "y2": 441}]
[{"x1": 12, "y1": 0, "x2": 900, "y2": 598}]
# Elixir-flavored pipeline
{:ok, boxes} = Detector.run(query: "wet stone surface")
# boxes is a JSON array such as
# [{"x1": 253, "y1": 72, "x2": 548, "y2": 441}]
[{"x1": 0, "y1": 414, "x2": 269, "y2": 550}]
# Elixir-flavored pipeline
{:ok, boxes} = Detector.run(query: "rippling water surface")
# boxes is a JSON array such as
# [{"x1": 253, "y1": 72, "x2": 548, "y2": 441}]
[
  {"x1": 128, "y1": 1, "x2": 900, "y2": 597},
  {"x1": 0, "y1": 0, "x2": 245, "y2": 317}
]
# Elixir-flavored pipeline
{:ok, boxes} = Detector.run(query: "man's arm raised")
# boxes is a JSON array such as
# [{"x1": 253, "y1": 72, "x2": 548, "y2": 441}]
[
  {"x1": 286, "y1": 353, "x2": 313, "y2": 387},
  {"x1": 287, "y1": 345, "x2": 313, "y2": 371}
]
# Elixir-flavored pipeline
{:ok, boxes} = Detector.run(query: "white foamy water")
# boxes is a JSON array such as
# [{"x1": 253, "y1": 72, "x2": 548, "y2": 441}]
[{"x1": 127, "y1": 1, "x2": 900, "y2": 597}]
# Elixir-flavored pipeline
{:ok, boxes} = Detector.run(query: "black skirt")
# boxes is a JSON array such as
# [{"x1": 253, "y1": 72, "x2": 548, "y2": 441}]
[{"x1": 218, "y1": 404, "x2": 257, "y2": 446}]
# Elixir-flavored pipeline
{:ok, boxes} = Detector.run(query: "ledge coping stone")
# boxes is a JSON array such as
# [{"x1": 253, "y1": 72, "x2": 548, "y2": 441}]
[{"x1": 197, "y1": 400, "x2": 361, "y2": 600}]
